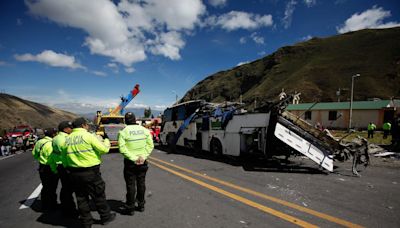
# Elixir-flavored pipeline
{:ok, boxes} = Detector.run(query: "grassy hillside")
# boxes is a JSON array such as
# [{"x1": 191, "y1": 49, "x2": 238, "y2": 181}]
[
  {"x1": 182, "y1": 28, "x2": 400, "y2": 106},
  {"x1": 0, "y1": 93, "x2": 78, "y2": 134}
]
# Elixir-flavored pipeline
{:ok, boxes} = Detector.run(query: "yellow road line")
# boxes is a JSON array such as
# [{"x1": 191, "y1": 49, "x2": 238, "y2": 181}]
[
  {"x1": 149, "y1": 160, "x2": 318, "y2": 228},
  {"x1": 149, "y1": 157, "x2": 364, "y2": 228}
]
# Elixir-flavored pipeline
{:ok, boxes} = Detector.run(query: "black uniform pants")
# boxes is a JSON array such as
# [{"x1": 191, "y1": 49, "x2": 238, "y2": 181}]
[
  {"x1": 383, "y1": 130, "x2": 389, "y2": 139},
  {"x1": 57, "y1": 166, "x2": 76, "y2": 213},
  {"x1": 67, "y1": 165, "x2": 111, "y2": 225},
  {"x1": 124, "y1": 158, "x2": 148, "y2": 209},
  {"x1": 368, "y1": 130, "x2": 374, "y2": 138},
  {"x1": 38, "y1": 164, "x2": 59, "y2": 210}
]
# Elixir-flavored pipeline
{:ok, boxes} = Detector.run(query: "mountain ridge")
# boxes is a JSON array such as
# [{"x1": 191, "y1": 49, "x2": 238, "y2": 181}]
[
  {"x1": 0, "y1": 93, "x2": 78, "y2": 134},
  {"x1": 182, "y1": 28, "x2": 400, "y2": 106}
]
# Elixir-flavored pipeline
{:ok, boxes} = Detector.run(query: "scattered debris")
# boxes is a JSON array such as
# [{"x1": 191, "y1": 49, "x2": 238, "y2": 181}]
[
  {"x1": 368, "y1": 144, "x2": 386, "y2": 154},
  {"x1": 302, "y1": 202, "x2": 308, "y2": 207},
  {"x1": 239, "y1": 220, "x2": 246, "y2": 224},
  {"x1": 374, "y1": 152, "x2": 396, "y2": 157},
  {"x1": 338, "y1": 178, "x2": 346, "y2": 182}
]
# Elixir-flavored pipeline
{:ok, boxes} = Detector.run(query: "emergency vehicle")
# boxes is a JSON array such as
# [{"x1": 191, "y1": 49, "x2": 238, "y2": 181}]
[{"x1": 94, "y1": 84, "x2": 140, "y2": 149}]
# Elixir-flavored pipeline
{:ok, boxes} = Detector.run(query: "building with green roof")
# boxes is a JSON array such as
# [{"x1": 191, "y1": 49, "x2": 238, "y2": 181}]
[{"x1": 287, "y1": 100, "x2": 399, "y2": 130}]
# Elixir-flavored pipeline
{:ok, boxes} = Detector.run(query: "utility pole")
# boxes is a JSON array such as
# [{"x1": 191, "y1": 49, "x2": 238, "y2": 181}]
[{"x1": 349, "y1": 74, "x2": 360, "y2": 131}]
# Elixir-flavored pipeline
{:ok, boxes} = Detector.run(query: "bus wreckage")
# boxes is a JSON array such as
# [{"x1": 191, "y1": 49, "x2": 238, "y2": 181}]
[{"x1": 160, "y1": 95, "x2": 370, "y2": 176}]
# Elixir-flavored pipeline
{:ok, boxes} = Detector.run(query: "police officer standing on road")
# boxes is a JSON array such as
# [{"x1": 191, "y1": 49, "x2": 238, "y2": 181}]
[
  {"x1": 63, "y1": 118, "x2": 116, "y2": 228},
  {"x1": 51, "y1": 121, "x2": 77, "y2": 217},
  {"x1": 32, "y1": 128, "x2": 58, "y2": 211},
  {"x1": 119, "y1": 112, "x2": 154, "y2": 215}
]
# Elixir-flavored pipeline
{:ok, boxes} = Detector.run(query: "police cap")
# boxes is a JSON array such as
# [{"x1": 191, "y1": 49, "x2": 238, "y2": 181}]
[
  {"x1": 58, "y1": 121, "x2": 73, "y2": 132},
  {"x1": 125, "y1": 112, "x2": 136, "y2": 125},
  {"x1": 44, "y1": 128, "x2": 56, "y2": 137},
  {"x1": 73, "y1": 117, "x2": 89, "y2": 128}
]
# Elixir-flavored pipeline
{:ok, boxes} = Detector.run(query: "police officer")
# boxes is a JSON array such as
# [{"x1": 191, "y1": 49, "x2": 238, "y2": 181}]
[
  {"x1": 63, "y1": 117, "x2": 115, "y2": 228},
  {"x1": 51, "y1": 121, "x2": 77, "y2": 217},
  {"x1": 32, "y1": 128, "x2": 58, "y2": 211},
  {"x1": 119, "y1": 112, "x2": 154, "y2": 215},
  {"x1": 383, "y1": 121, "x2": 392, "y2": 139},
  {"x1": 367, "y1": 122, "x2": 376, "y2": 138}
]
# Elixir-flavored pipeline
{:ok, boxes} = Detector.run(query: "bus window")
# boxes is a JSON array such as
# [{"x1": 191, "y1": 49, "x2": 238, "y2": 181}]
[
  {"x1": 177, "y1": 106, "x2": 186, "y2": 120},
  {"x1": 163, "y1": 108, "x2": 172, "y2": 122}
]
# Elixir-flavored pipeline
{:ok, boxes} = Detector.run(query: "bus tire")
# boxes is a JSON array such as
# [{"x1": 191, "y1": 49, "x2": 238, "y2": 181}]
[
  {"x1": 210, "y1": 138, "x2": 222, "y2": 157},
  {"x1": 166, "y1": 133, "x2": 176, "y2": 154}
]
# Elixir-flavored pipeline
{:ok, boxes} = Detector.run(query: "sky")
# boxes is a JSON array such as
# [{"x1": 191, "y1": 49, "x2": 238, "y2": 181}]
[{"x1": 0, "y1": 0, "x2": 399, "y2": 114}]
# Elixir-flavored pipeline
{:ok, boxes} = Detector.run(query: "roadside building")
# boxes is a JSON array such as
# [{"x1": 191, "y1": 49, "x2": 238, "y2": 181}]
[{"x1": 287, "y1": 99, "x2": 400, "y2": 130}]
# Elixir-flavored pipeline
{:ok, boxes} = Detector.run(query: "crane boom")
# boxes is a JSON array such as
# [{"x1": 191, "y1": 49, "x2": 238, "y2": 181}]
[{"x1": 110, "y1": 84, "x2": 140, "y2": 115}]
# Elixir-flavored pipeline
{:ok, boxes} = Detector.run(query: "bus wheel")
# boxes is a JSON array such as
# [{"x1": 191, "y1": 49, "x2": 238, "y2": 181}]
[
  {"x1": 166, "y1": 133, "x2": 176, "y2": 154},
  {"x1": 210, "y1": 138, "x2": 222, "y2": 157}
]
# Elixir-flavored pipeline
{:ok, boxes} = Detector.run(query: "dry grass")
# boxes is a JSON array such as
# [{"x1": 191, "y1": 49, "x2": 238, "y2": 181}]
[{"x1": 331, "y1": 130, "x2": 392, "y2": 145}]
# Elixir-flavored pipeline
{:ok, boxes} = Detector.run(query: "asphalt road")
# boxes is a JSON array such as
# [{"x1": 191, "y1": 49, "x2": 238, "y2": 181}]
[{"x1": 0, "y1": 148, "x2": 399, "y2": 228}]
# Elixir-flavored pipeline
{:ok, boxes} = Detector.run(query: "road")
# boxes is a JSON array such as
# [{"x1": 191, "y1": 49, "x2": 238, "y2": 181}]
[{"x1": 0, "y1": 148, "x2": 399, "y2": 228}]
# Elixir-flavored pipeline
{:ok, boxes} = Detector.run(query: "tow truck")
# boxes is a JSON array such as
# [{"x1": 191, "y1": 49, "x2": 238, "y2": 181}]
[
  {"x1": 94, "y1": 84, "x2": 140, "y2": 149},
  {"x1": 160, "y1": 94, "x2": 370, "y2": 176}
]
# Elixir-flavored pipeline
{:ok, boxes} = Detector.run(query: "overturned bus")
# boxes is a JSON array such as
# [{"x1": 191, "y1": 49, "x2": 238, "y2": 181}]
[{"x1": 159, "y1": 96, "x2": 370, "y2": 176}]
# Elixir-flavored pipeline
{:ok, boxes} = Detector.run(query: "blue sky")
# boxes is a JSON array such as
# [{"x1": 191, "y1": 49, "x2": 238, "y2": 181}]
[{"x1": 0, "y1": 0, "x2": 399, "y2": 114}]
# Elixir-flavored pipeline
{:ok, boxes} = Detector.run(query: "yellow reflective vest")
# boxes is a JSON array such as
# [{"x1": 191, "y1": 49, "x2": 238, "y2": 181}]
[
  {"x1": 383, "y1": 122, "x2": 391, "y2": 131},
  {"x1": 32, "y1": 136, "x2": 54, "y2": 166},
  {"x1": 118, "y1": 124, "x2": 154, "y2": 162},
  {"x1": 52, "y1": 132, "x2": 67, "y2": 164},
  {"x1": 368, "y1": 123, "x2": 376, "y2": 131},
  {"x1": 63, "y1": 128, "x2": 110, "y2": 168}
]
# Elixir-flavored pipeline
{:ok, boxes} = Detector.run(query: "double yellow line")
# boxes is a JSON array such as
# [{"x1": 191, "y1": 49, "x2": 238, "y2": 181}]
[{"x1": 148, "y1": 157, "x2": 364, "y2": 228}]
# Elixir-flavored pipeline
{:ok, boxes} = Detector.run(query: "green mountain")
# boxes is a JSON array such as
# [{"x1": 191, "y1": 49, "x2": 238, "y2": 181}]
[{"x1": 182, "y1": 28, "x2": 400, "y2": 106}]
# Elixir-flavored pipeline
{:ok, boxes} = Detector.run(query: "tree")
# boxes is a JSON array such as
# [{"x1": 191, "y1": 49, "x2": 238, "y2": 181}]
[{"x1": 144, "y1": 107, "x2": 152, "y2": 118}]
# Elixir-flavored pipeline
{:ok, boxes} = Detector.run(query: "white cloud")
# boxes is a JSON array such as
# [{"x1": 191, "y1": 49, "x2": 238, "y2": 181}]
[
  {"x1": 207, "y1": 11, "x2": 273, "y2": 31},
  {"x1": 258, "y1": 51, "x2": 266, "y2": 56},
  {"x1": 0, "y1": 61, "x2": 8, "y2": 66},
  {"x1": 237, "y1": 61, "x2": 250, "y2": 66},
  {"x1": 17, "y1": 18, "x2": 23, "y2": 26},
  {"x1": 282, "y1": 0, "x2": 297, "y2": 29},
  {"x1": 250, "y1": 32, "x2": 264, "y2": 44},
  {"x1": 148, "y1": 31, "x2": 185, "y2": 60},
  {"x1": 21, "y1": 91, "x2": 168, "y2": 114},
  {"x1": 92, "y1": 71, "x2": 107, "y2": 77},
  {"x1": 154, "y1": 105, "x2": 167, "y2": 110},
  {"x1": 240, "y1": 33, "x2": 264, "y2": 45},
  {"x1": 25, "y1": 0, "x2": 206, "y2": 67},
  {"x1": 106, "y1": 62, "x2": 119, "y2": 73},
  {"x1": 14, "y1": 50, "x2": 84, "y2": 69},
  {"x1": 208, "y1": 0, "x2": 227, "y2": 7},
  {"x1": 337, "y1": 6, "x2": 400, "y2": 34},
  {"x1": 304, "y1": 0, "x2": 316, "y2": 7},
  {"x1": 125, "y1": 67, "x2": 135, "y2": 73},
  {"x1": 301, "y1": 35, "x2": 313, "y2": 41}
]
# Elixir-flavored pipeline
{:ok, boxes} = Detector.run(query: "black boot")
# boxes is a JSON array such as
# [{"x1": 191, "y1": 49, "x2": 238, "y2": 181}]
[
  {"x1": 101, "y1": 212, "x2": 116, "y2": 225},
  {"x1": 136, "y1": 201, "x2": 145, "y2": 212}
]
